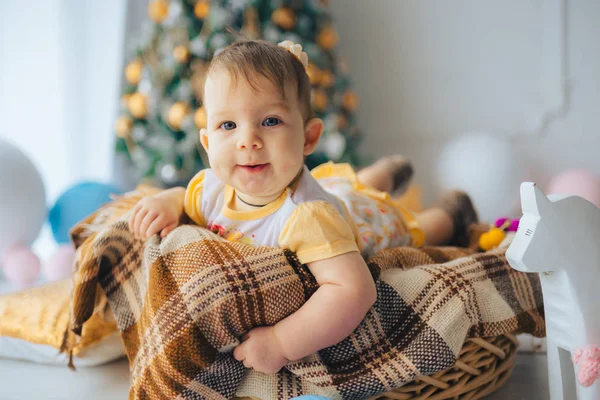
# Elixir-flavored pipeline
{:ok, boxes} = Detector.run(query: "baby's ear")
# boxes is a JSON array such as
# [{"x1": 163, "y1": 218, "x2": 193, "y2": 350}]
[
  {"x1": 303, "y1": 118, "x2": 324, "y2": 156},
  {"x1": 199, "y1": 128, "x2": 209, "y2": 151}
]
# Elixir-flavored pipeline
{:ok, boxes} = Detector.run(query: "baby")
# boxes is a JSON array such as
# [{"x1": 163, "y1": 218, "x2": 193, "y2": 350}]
[{"x1": 129, "y1": 39, "x2": 477, "y2": 374}]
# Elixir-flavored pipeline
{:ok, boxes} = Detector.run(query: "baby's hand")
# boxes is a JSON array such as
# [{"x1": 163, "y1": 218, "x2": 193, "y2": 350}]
[
  {"x1": 128, "y1": 194, "x2": 181, "y2": 240},
  {"x1": 233, "y1": 326, "x2": 288, "y2": 374}
]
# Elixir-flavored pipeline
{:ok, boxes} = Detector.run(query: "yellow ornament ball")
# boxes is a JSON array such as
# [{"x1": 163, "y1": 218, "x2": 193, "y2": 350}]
[
  {"x1": 306, "y1": 64, "x2": 321, "y2": 86},
  {"x1": 148, "y1": 0, "x2": 169, "y2": 23},
  {"x1": 173, "y1": 46, "x2": 190, "y2": 63},
  {"x1": 115, "y1": 116, "x2": 133, "y2": 138},
  {"x1": 125, "y1": 60, "x2": 143, "y2": 85},
  {"x1": 194, "y1": 107, "x2": 207, "y2": 129},
  {"x1": 194, "y1": 1, "x2": 210, "y2": 19},
  {"x1": 272, "y1": 8, "x2": 296, "y2": 30},
  {"x1": 319, "y1": 70, "x2": 335, "y2": 88},
  {"x1": 478, "y1": 228, "x2": 506, "y2": 251},
  {"x1": 312, "y1": 89, "x2": 328, "y2": 111},
  {"x1": 317, "y1": 26, "x2": 338, "y2": 50},
  {"x1": 168, "y1": 102, "x2": 190, "y2": 130},
  {"x1": 343, "y1": 91, "x2": 359, "y2": 112},
  {"x1": 128, "y1": 93, "x2": 148, "y2": 119}
]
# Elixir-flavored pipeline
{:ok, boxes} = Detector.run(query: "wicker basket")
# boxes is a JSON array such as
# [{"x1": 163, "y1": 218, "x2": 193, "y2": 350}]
[
  {"x1": 237, "y1": 334, "x2": 519, "y2": 400},
  {"x1": 371, "y1": 334, "x2": 519, "y2": 400}
]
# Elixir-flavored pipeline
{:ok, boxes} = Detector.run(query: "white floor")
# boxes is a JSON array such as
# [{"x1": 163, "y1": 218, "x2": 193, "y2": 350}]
[
  {"x1": 487, "y1": 353, "x2": 549, "y2": 400},
  {"x1": 0, "y1": 357, "x2": 131, "y2": 400},
  {"x1": 0, "y1": 353, "x2": 549, "y2": 400}
]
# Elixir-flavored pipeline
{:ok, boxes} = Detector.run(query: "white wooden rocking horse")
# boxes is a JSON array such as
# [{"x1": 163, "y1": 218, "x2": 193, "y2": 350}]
[{"x1": 507, "y1": 182, "x2": 600, "y2": 400}]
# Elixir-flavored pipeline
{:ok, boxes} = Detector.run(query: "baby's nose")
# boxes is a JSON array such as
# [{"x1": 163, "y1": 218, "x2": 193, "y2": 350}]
[{"x1": 237, "y1": 130, "x2": 263, "y2": 150}]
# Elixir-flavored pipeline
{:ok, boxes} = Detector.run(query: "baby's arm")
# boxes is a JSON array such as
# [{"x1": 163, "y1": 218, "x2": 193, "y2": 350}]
[
  {"x1": 129, "y1": 187, "x2": 186, "y2": 239},
  {"x1": 233, "y1": 201, "x2": 375, "y2": 373},
  {"x1": 273, "y1": 251, "x2": 377, "y2": 360}
]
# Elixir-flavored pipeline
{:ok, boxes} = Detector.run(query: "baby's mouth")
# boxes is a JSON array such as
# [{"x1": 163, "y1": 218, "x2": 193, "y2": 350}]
[{"x1": 239, "y1": 163, "x2": 269, "y2": 173}]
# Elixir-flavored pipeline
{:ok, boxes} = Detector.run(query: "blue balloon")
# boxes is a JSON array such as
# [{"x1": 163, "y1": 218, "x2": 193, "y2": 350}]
[
  {"x1": 290, "y1": 397, "x2": 332, "y2": 400},
  {"x1": 48, "y1": 182, "x2": 122, "y2": 244}
]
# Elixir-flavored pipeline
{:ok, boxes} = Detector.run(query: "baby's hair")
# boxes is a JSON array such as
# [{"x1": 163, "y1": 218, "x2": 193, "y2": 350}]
[{"x1": 207, "y1": 39, "x2": 313, "y2": 122}]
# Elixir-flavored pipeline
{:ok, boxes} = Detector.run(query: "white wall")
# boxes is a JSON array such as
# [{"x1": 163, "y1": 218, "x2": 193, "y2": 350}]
[
  {"x1": 331, "y1": 0, "x2": 600, "y2": 207},
  {"x1": 0, "y1": 0, "x2": 126, "y2": 205},
  {"x1": 0, "y1": 3, "x2": 70, "y2": 203},
  {"x1": 62, "y1": 0, "x2": 128, "y2": 193}
]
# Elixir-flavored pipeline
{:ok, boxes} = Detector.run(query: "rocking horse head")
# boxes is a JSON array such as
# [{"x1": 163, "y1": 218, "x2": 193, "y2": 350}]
[{"x1": 506, "y1": 182, "x2": 600, "y2": 274}]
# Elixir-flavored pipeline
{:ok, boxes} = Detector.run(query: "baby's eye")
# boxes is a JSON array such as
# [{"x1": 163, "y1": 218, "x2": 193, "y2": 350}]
[
  {"x1": 220, "y1": 121, "x2": 236, "y2": 130},
  {"x1": 262, "y1": 117, "x2": 281, "y2": 127}
]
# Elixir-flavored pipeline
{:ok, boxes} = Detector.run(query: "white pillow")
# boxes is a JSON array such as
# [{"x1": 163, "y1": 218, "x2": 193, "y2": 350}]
[{"x1": 0, "y1": 332, "x2": 125, "y2": 367}]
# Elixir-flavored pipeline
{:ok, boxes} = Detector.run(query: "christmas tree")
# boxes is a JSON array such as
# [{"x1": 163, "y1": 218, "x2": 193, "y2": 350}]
[{"x1": 114, "y1": 0, "x2": 362, "y2": 188}]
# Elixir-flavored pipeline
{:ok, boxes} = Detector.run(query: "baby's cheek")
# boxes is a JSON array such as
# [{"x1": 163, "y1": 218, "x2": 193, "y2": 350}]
[
  {"x1": 209, "y1": 163, "x2": 229, "y2": 183},
  {"x1": 279, "y1": 154, "x2": 303, "y2": 172}
]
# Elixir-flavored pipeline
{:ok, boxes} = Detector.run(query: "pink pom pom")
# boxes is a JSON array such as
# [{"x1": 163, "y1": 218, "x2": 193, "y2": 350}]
[
  {"x1": 495, "y1": 218, "x2": 508, "y2": 228},
  {"x1": 573, "y1": 345, "x2": 600, "y2": 387},
  {"x1": 1, "y1": 244, "x2": 41, "y2": 287},
  {"x1": 494, "y1": 217, "x2": 520, "y2": 232},
  {"x1": 43, "y1": 245, "x2": 76, "y2": 281}
]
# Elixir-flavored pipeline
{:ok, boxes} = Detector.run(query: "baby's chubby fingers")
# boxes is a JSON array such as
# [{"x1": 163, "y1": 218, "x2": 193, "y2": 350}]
[
  {"x1": 139, "y1": 211, "x2": 159, "y2": 239},
  {"x1": 128, "y1": 193, "x2": 181, "y2": 239},
  {"x1": 160, "y1": 222, "x2": 178, "y2": 238},
  {"x1": 132, "y1": 207, "x2": 150, "y2": 238},
  {"x1": 145, "y1": 215, "x2": 169, "y2": 239},
  {"x1": 128, "y1": 203, "x2": 142, "y2": 233}
]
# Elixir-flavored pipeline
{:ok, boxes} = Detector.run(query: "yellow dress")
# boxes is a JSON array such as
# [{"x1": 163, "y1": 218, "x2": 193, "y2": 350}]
[
  {"x1": 311, "y1": 162, "x2": 425, "y2": 258},
  {"x1": 184, "y1": 163, "x2": 424, "y2": 263}
]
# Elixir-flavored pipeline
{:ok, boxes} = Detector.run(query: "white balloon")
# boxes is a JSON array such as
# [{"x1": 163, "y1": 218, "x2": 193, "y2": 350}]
[
  {"x1": 437, "y1": 133, "x2": 522, "y2": 223},
  {"x1": 0, "y1": 138, "x2": 46, "y2": 267}
]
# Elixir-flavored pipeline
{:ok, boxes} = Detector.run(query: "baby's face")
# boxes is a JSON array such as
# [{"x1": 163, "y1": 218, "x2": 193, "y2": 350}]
[{"x1": 202, "y1": 70, "x2": 315, "y2": 199}]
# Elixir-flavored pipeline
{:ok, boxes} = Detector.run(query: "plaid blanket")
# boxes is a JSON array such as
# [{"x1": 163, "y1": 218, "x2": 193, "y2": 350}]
[{"x1": 64, "y1": 189, "x2": 545, "y2": 400}]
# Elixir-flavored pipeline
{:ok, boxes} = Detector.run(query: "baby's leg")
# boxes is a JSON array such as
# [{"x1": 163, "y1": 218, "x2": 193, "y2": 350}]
[
  {"x1": 417, "y1": 191, "x2": 479, "y2": 246},
  {"x1": 417, "y1": 207, "x2": 455, "y2": 246},
  {"x1": 356, "y1": 155, "x2": 413, "y2": 195}
]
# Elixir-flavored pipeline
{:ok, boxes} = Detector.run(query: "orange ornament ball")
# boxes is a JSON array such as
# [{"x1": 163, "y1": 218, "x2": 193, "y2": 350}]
[
  {"x1": 194, "y1": 1, "x2": 210, "y2": 19},
  {"x1": 115, "y1": 116, "x2": 133, "y2": 138},
  {"x1": 168, "y1": 102, "x2": 190, "y2": 130},
  {"x1": 173, "y1": 46, "x2": 190, "y2": 63},
  {"x1": 125, "y1": 60, "x2": 143, "y2": 85},
  {"x1": 317, "y1": 26, "x2": 338, "y2": 50},
  {"x1": 148, "y1": 0, "x2": 169, "y2": 23},
  {"x1": 272, "y1": 8, "x2": 296, "y2": 30},
  {"x1": 128, "y1": 93, "x2": 148, "y2": 119}
]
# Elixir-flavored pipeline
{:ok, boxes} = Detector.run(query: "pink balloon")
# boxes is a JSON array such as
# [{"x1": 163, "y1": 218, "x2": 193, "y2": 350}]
[
  {"x1": 43, "y1": 245, "x2": 76, "y2": 281},
  {"x1": 548, "y1": 169, "x2": 600, "y2": 208},
  {"x1": 1, "y1": 245, "x2": 41, "y2": 287}
]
